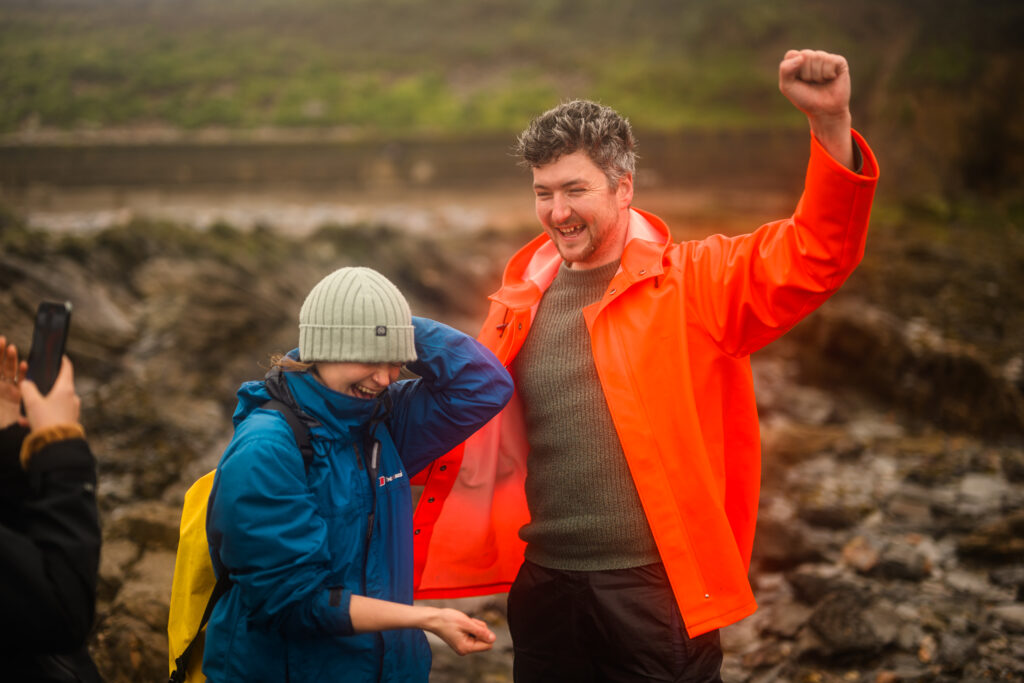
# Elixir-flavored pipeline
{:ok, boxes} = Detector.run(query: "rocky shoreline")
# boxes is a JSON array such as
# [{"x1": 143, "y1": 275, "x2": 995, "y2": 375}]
[{"x1": 1, "y1": 207, "x2": 1021, "y2": 681}]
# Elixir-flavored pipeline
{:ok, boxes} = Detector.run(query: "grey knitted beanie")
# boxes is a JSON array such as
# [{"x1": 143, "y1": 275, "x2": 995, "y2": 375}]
[{"x1": 299, "y1": 267, "x2": 416, "y2": 363}]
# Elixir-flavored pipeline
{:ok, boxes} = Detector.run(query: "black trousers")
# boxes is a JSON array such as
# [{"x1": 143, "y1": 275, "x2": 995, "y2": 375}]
[{"x1": 507, "y1": 560, "x2": 724, "y2": 683}]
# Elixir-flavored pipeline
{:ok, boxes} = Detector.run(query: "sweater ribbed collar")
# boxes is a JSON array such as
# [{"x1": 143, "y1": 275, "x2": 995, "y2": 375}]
[{"x1": 555, "y1": 258, "x2": 621, "y2": 286}]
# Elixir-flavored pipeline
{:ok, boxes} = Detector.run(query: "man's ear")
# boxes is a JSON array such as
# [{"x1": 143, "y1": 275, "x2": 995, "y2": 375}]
[{"x1": 617, "y1": 173, "x2": 634, "y2": 208}]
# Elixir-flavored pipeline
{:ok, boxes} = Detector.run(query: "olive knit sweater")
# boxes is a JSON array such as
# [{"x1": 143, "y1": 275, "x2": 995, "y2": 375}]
[{"x1": 512, "y1": 259, "x2": 660, "y2": 570}]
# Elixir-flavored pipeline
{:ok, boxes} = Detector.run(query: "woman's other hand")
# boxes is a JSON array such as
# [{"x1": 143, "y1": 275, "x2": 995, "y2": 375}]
[
  {"x1": 425, "y1": 607, "x2": 497, "y2": 655},
  {"x1": 0, "y1": 335, "x2": 28, "y2": 429}
]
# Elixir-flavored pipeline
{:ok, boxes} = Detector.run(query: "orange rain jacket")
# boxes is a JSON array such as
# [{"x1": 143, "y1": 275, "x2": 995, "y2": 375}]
[{"x1": 412, "y1": 131, "x2": 879, "y2": 637}]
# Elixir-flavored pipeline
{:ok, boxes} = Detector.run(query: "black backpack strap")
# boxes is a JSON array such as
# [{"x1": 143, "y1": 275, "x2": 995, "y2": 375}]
[{"x1": 261, "y1": 398, "x2": 314, "y2": 473}]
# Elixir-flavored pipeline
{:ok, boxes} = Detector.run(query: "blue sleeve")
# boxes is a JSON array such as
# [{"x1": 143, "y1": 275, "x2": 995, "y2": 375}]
[
  {"x1": 386, "y1": 316, "x2": 513, "y2": 476},
  {"x1": 207, "y1": 413, "x2": 354, "y2": 637}
]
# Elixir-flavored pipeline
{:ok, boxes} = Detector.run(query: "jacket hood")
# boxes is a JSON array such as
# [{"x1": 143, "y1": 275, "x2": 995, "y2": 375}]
[
  {"x1": 233, "y1": 378, "x2": 274, "y2": 425},
  {"x1": 232, "y1": 349, "x2": 380, "y2": 441}
]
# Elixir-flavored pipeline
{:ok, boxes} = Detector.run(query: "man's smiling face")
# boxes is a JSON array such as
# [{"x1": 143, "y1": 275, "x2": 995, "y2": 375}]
[{"x1": 532, "y1": 150, "x2": 633, "y2": 270}]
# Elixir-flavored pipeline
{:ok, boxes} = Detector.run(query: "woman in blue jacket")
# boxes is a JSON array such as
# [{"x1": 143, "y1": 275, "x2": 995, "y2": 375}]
[{"x1": 203, "y1": 267, "x2": 513, "y2": 682}]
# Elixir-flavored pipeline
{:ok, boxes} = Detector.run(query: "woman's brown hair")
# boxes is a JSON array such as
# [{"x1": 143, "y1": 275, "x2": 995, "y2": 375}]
[{"x1": 268, "y1": 353, "x2": 315, "y2": 373}]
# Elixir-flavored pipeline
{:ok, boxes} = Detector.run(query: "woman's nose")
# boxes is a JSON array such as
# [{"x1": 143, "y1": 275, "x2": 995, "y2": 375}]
[{"x1": 373, "y1": 364, "x2": 399, "y2": 386}]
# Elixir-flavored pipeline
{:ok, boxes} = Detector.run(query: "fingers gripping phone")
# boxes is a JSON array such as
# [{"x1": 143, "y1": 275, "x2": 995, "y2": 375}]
[{"x1": 25, "y1": 301, "x2": 72, "y2": 396}]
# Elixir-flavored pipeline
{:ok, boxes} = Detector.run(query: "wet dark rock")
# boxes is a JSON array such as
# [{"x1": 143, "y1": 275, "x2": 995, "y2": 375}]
[
  {"x1": 883, "y1": 486, "x2": 938, "y2": 531},
  {"x1": 760, "y1": 419, "x2": 858, "y2": 468},
  {"x1": 97, "y1": 539, "x2": 140, "y2": 604},
  {"x1": 990, "y1": 604, "x2": 1024, "y2": 634},
  {"x1": 989, "y1": 566, "x2": 1024, "y2": 601},
  {"x1": 797, "y1": 502, "x2": 870, "y2": 530},
  {"x1": 788, "y1": 300, "x2": 1024, "y2": 437},
  {"x1": 786, "y1": 564, "x2": 861, "y2": 605},
  {"x1": 87, "y1": 379, "x2": 229, "y2": 505},
  {"x1": 104, "y1": 501, "x2": 181, "y2": 552},
  {"x1": 842, "y1": 535, "x2": 881, "y2": 574},
  {"x1": 873, "y1": 657, "x2": 936, "y2": 683},
  {"x1": 751, "y1": 511, "x2": 826, "y2": 571},
  {"x1": 129, "y1": 256, "x2": 300, "y2": 388},
  {"x1": 805, "y1": 589, "x2": 900, "y2": 657},
  {"x1": 936, "y1": 631, "x2": 977, "y2": 668},
  {"x1": 0, "y1": 254, "x2": 138, "y2": 376},
  {"x1": 956, "y1": 508, "x2": 1024, "y2": 562},
  {"x1": 760, "y1": 602, "x2": 812, "y2": 639},
  {"x1": 109, "y1": 550, "x2": 176, "y2": 632},
  {"x1": 900, "y1": 440, "x2": 975, "y2": 487},
  {"x1": 1003, "y1": 447, "x2": 1024, "y2": 483},
  {"x1": 91, "y1": 613, "x2": 167, "y2": 683},
  {"x1": 872, "y1": 539, "x2": 933, "y2": 581},
  {"x1": 92, "y1": 530, "x2": 178, "y2": 670},
  {"x1": 739, "y1": 641, "x2": 790, "y2": 670}
]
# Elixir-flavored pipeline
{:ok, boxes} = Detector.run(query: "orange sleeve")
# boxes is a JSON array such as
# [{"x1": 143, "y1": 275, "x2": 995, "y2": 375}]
[{"x1": 686, "y1": 130, "x2": 879, "y2": 357}]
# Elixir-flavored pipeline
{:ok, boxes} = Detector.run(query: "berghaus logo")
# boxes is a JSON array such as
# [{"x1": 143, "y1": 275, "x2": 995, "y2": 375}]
[{"x1": 378, "y1": 471, "x2": 404, "y2": 487}]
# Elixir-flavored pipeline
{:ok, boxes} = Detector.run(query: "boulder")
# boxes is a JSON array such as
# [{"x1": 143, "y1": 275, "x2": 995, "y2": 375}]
[
  {"x1": 806, "y1": 590, "x2": 900, "y2": 657},
  {"x1": 788, "y1": 300, "x2": 1024, "y2": 437},
  {"x1": 91, "y1": 613, "x2": 168, "y2": 683},
  {"x1": 786, "y1": 564, "x2": 859, "y2": 605},
  {"x1": 752, "y1": 511, "x2": 825, "y2": 571},
  {"x1": 111, "y1": 549, "x2": 177, "y2": 630},
  {"x1": 872, "y1": 539, "x2": 933, "y2": 581},
  {"x1": 97, "y1": 538, "x2": 140, "y2": 603},
  {"x1": 956, "y1": 508, "x2": 1024, "y2": 562},
  {"x1": 104, "y1": 500, "x2": 181, "y2": 552},
  {"x1": 990, "y1": 605, "x2": 1024, "y2": 634}
]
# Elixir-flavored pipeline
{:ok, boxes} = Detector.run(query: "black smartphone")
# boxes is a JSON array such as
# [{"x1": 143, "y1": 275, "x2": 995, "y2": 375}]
[{"x1": 25, "y1": 301, "x2": 72, "y2": 396}]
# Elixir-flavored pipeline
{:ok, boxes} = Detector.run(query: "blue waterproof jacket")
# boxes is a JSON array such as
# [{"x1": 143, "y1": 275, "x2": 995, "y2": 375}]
[{"x1": 203, "y1": 317, "x2": 512, "y2": 682}]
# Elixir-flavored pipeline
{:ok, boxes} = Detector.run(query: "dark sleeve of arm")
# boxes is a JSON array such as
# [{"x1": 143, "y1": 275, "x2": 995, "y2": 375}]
[
  {"x1": 388, "y1": 317, "x2": 514, "y2": 476},
  {"x1": 0, "y1": 437, "x2": 100, "y2": 651},
  {"x1": 0, "y1": 425, "x2": 30, "y2": 513}
]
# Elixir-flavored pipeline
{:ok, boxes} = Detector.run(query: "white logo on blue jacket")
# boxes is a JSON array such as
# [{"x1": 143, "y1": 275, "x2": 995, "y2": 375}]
[{"x1": 378, "y1": 470, "x2": 404, "y2": 487}]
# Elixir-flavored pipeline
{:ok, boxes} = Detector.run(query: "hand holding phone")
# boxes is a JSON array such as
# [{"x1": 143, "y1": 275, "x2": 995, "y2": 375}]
[
  {"x1": 21, "y1": 355, "x2": 81, "y2": 433},
  {"x1": 25, "y1": 301, "x2": 72, "y2": 396}
]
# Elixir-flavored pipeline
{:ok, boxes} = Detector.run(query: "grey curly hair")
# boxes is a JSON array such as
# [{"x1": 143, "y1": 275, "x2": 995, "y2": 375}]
[{"x1": 514, "y1": 99, "x2": 637, "y2": 186}]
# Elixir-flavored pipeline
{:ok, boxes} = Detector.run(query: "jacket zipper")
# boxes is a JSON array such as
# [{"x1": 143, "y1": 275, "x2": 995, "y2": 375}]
[
  {"x1": 364, "y1": 440, "x2": 379, "y2": 579},
  {"x1": 351, "y1": 442, "x2": 376, "y2": 593}
]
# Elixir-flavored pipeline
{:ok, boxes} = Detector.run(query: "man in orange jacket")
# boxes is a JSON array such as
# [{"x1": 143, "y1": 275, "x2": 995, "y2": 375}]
[{"x1": 412, "y1": 49, "x2": 879, "y2": 681}]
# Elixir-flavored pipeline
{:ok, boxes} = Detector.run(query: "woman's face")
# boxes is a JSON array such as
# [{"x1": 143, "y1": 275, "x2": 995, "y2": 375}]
[{"x1": 314, "y1": 361, "x2": 403, "y2": 399}]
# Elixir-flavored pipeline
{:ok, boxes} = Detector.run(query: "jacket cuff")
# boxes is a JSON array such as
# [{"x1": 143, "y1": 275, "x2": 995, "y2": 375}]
[
  {"x1": 810, "y1": 128, "x2": 879, "y2": 181},
  {"x1": 326, "y1": 586, "x2": 354, "y2": 636},
  {"x1": 20, "y1": 423, "x2": 86, "y2": 469},
  {"x1": 1, "y1": 424, "x2": 29, "y2": 470}
]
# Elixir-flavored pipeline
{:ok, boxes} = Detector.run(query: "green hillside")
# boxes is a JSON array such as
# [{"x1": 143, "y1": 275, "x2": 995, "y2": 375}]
[
  {"x1": 0, "y1": 0, "x2": 1014, "y2": 132},
  {"x1": 1, "y1": 0, "x2": 1022, "y2": 197}
]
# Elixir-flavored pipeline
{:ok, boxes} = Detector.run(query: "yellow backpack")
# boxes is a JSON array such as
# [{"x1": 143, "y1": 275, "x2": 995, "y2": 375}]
[
  {"x1": 167, "y1": 471, "x2": 219, "y2": 682},
  {"x1": 167, "y1": 399, "x2": 313, "y2": 683}
]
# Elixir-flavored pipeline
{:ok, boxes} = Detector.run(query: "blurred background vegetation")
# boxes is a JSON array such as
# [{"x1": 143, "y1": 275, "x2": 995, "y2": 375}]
[
  {"x1": 1, "y1": 0, "x2": 1022, "y2": 203},
  {"x1": 4, "y1": 0, "x2": 845, "y2": 133},
  {"x1": 0, "y1": 3, "x2": 1010, "y2": 135}
]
